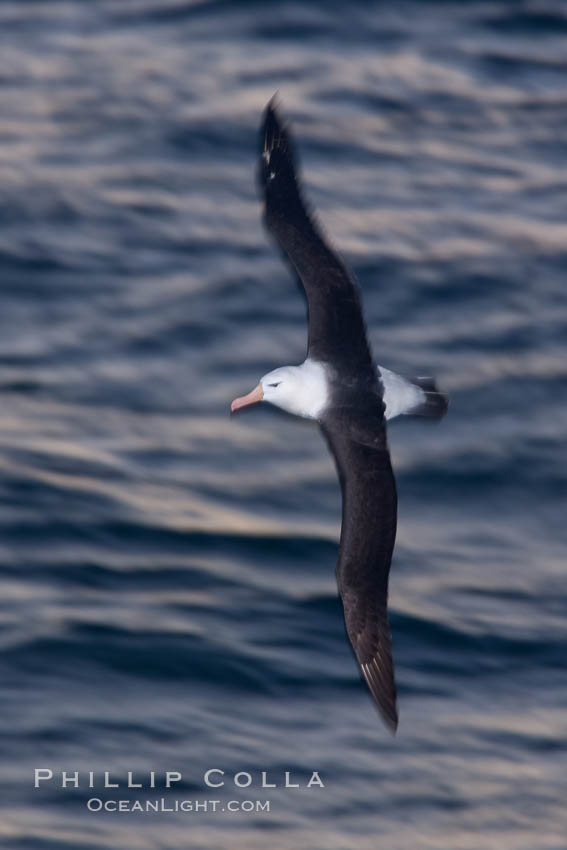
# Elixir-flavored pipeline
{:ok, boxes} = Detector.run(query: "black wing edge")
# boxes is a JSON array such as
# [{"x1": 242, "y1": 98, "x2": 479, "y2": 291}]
[
  {"x1": 359, "y1": 620, "x2": 398, "y2": 733},
  {"x1": 257, "y1": 96, "x2": 311, "y2": 225},
  {"x1": 342, "y1": 591, "x2": 398, "y2": 733}
]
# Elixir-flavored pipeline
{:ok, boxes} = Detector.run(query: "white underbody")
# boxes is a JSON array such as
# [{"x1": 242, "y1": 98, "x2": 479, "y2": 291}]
[{"x1": 259, "y1": 359, "x2": 426, "y2": 421}]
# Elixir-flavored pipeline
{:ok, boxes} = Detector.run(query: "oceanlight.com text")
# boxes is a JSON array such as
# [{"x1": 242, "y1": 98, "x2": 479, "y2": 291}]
[{"x1": 87, "y1": 797, "x2": 271, "y2": 814}]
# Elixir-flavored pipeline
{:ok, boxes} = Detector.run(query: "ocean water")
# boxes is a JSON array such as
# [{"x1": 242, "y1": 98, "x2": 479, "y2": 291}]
[{"x1": 0, "y1": 1, "x2": 566, "y2": 847}]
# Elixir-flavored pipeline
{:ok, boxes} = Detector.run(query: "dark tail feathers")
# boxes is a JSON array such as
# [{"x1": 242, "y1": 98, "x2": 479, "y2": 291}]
[{"x1": 409, "y1": 377, "x2": 449, "y2": 420}]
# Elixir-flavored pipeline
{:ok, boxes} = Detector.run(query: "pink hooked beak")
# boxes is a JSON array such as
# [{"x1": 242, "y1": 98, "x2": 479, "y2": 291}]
[{"x1": 230, "y1": 383, "x2": 264, "y2": 413}]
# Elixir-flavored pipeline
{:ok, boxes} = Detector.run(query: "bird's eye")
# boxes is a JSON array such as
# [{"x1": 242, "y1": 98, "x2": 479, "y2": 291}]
[{"x1": 268, "y1": 381, "x2": 281, "y2": 388}]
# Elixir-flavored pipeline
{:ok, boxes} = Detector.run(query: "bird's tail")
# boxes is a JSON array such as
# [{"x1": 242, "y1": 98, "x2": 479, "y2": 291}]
[
  {"x1": 407, "y1": 377, "x2": 449, "y2": 419},
  {"x1": 379, "y1": 366, "x2": 449, "y2": 421}
]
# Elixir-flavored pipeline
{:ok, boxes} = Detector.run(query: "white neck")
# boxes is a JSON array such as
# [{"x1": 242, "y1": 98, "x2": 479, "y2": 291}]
[
  {"x1": 294, "y1": 359, "x2": 329, "y2": 418},
  {"x1": 264, "y1": 359, "x2": 329, "y2": 420}
]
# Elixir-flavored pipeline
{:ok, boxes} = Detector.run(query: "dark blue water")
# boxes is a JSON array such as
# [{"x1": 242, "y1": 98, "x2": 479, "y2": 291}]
[{"x1": 1, "y1": 1, "x2": 566, "y2": 847}]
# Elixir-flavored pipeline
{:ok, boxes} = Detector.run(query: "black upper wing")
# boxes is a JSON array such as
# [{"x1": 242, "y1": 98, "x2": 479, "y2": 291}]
[
  {"x1": 321, "y1": 397, "x2": 398, "y2": 731},
  {"x1": 258, "y1": 100, "x2": 375, "y2": 379}
]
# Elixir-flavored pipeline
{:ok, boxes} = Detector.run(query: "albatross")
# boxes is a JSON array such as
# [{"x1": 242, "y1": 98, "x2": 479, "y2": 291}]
[{"x1": 231, "y1": 99, "x2": 448, "y2": 732}]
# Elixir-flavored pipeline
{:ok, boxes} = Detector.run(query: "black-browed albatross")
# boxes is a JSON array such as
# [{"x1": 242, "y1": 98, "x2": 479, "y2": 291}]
[{"x1": 231, "y1": 99, "x2": 448, "y2": 732}]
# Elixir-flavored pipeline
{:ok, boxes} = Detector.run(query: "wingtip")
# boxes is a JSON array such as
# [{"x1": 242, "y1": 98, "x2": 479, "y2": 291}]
[
  {"x1": 257, "y1": 94, "x2": 301, "y2": 204},
  {"x1": 261, "y1": 94, "x2": 287, "y2": 156},
  {"x1": 375, "y1": 694, "x2": 399, "y2": 735},
  {"x1": 262, "y1": 93, "x2": 280, "y2": 135},
  {"x1": 361, "y1": 659, "x2": 399, "y2": 734},
  {"x1": 383, "y1": 707, "x2": 399, "y2": 735},
  {"x1": 265, "y1": 91, "x2": 280, "y2": 114}
]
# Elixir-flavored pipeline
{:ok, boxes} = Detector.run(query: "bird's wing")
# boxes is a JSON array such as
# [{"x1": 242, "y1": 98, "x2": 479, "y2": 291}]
[
  {"x1": 258, "y1": 99, "x2": 375, "y2": 378},
  {"x1": 321, "y1": 399, "x2": 398, "y2": 731}
]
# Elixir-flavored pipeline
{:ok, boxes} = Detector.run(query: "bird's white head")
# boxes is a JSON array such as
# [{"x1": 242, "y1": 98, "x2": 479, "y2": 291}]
[{"x1": 230, "y1": 360, "x2": 328, "y2": 420}]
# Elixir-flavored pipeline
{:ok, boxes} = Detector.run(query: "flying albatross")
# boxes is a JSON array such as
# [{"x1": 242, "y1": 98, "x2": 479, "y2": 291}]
[{"x1": 231, "y1": 99, "x2": 448, "y2": 732}]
